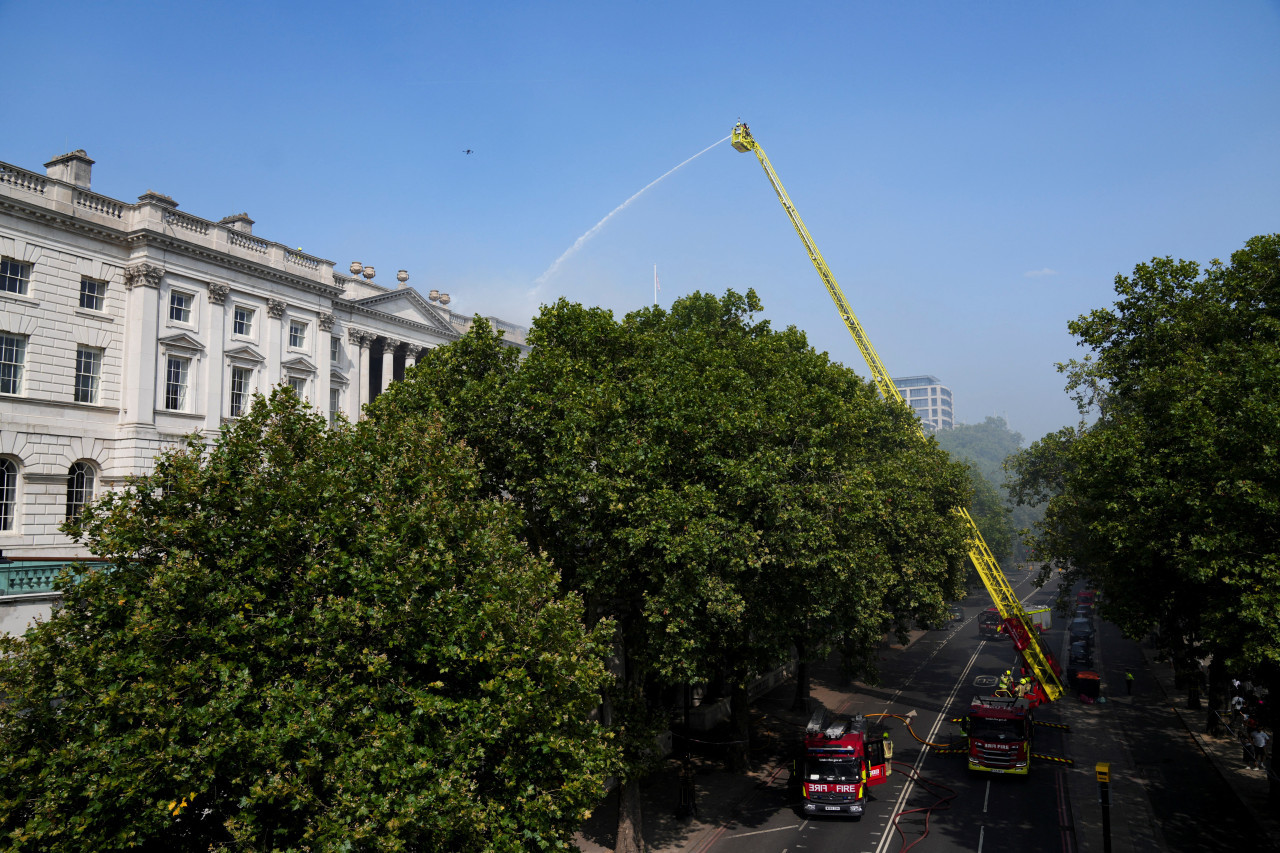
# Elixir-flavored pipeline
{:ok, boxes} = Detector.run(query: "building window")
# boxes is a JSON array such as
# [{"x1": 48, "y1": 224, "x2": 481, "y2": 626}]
[
  {"x1": 0, "y1": 258, "x2": 31, "y2": 295},
  {"x1": 164, "y1": 355, "x2": 190, "y2": 411},
  {"x1": 330, "y1": 336, "x2": 341, "y2": 366},
  {"x1": 169, "y1": 290, "x2": 193, "y2": 323},
  {"x1": 79, "y1": 277, "x2": 106, "y2": 311},
  {"x1": 1, "y1": 333, "x2": 26, "y2": 395},
  {"x1": 66, "y1": 461, "x2": 95, "y2": 521},
  {"x1": 0, "y1": 458, "x2": 16, "y2": 531},
  {"x1": 74, "y1": 346, "x2": 102, "y2": 404},
  {"x1": 909, "y1": 388, "x2": 927, "y2": 398},
  {"x1": 287, "y1": 376, "x2": 307, "y2": 398},
  {"x1": 289, "y1": 320, "x2": 307, "y2": 349},
  {"x1": 229, "y1": 365, "x2": 252, "y2": 417},
  {"x1": 329, "y1": 387, "x2": 341, "y2": 424},
  {"x1": 233, "y1": 305, "x2": 255, "y2": 336}
]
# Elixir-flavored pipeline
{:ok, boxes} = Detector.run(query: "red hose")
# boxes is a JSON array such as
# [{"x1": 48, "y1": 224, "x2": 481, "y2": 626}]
[{"x1": 888, "y1": 760, "x2": 958, "y2": 853}]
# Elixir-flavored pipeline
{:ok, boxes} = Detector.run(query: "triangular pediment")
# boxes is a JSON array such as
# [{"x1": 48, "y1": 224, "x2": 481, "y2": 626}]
[
  {"x1": 330, "y1": 368, "x2": 349, "y2": 386},
  {"x1": 282, "y1": 355, "x2": 317, "y2": 373},
  {"x1": 224, "y1": 344, "x2": 264, "y2": 364},
  {"x1": 157, "y1": 331, "x2": 205, "y2": 352},
  {"x1": 349, "y1": 288, "x2": 451, "y2": 327}
]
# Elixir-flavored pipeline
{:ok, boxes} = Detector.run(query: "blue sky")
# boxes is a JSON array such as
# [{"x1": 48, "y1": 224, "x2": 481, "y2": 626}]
[{"x1": 5, "y1": 1, "x2": 1278, "y2": 443}]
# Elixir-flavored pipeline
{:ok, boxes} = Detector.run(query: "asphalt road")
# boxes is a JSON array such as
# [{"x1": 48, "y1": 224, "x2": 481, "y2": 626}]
[{"x1": 703, "y1": 571, "x2": 1076, "y2": 853}]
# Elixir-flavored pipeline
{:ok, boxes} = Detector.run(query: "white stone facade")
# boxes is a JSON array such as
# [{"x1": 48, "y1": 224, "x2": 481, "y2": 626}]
[{"x1": 0, "y1": 149, "x2": 527, "y2": 567}]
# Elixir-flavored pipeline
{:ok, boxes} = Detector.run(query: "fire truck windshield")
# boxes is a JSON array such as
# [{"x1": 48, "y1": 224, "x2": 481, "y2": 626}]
[
  {"x1": 969, "y1": 716, "x2": 1028, "y2": 741},
  {"x1": 806, "y1": 757, "x2": 859, "y2": 782}
]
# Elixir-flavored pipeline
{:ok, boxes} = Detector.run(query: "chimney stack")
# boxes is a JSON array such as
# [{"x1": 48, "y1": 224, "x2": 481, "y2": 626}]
[{"x1": 45, "y1": 150, "x2": 94, "y2": 189}]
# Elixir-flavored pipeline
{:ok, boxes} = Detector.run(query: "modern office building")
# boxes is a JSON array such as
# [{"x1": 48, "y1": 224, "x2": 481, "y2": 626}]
[
  {"x1": 892, "y1": 375, "x2": 953, "y2": 432},
  {"x1": 0, "y1": 149, "x2": 527, "y2": 631}
]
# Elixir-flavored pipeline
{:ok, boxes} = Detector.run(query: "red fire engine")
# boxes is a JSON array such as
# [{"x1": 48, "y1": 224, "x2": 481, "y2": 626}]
[
  {"x1": 798, "y1": 708, "x2": 894, "y2": 817},
  {"x1": 962, "y1": 695, "x2": 1034, "y2": 775}
]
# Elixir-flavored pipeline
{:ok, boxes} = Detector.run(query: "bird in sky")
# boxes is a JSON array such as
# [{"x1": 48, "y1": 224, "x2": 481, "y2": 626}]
[{"x1": 463, "y1": 149, "x2": 473, "y2": 155}]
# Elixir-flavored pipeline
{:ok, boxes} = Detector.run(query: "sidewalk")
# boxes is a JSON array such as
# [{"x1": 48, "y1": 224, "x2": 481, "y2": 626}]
[
  {"x1": 1139, "y1": 642, "x2": 1280, "y2": 842},
  {"x1": 572, "y1": 675, "x2": 811, "y2": 853}
]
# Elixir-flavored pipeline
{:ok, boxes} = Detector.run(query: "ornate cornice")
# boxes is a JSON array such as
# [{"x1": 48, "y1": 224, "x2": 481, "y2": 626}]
[
  {"x1": 123, "y1": 262, "x2": 163, "y2": 290},
  {"x1": 207, "y1": 282, "x2": 230, "y2": 305}
]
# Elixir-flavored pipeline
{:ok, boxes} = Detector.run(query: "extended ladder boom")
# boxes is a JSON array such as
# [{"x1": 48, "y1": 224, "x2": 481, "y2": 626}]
[{"x1": 731, "y1": 121, "x2": 1062, "y2": 702}]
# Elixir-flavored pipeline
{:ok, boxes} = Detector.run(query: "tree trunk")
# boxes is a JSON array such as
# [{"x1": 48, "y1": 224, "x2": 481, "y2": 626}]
[
  {"x1": 615, "y1": 779, "x2": 645, "y2": 853},
  {"x1": 726, "y1": 681, "x2": 751, "y2": 773},
  {"x1": 791, "y1": 638, "x2": 810, "y2": 712},
  {"x1": 614, "y1": 641, "x2": 646, "y2": 853}
]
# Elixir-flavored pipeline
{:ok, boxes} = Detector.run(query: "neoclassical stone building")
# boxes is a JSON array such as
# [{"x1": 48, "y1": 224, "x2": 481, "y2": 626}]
[{"x1": 0, "y1": 149, "x2": 526, "y2": 630}]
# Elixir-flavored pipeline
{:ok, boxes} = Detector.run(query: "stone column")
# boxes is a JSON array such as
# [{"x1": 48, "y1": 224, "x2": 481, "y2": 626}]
[
  {"x1": 121, "y1": 262, "x2": 163, "y2": 426},
  {"x1": 266, "y1": 298, "x2": 286, "y2": 390},
  {"x1": 405, "y1": 345, "x2": 421, "y2": 371},
  {"x1": 317, "y1": 311, "x2": 335, "y2": 420},
  {"x1": 205, "y1": 282, "x2": 230, "y2": 424},
  {"x1": 381, "y1": 337, "x2": 399, "y2": 394},
  {"x1": 355, "y1": 331, "x2": 372, "y2": 414}
]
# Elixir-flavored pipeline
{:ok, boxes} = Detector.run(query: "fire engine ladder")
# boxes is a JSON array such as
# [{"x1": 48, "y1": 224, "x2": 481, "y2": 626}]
[{"x1": 731, "y1": 121, "x2": 1063, "y2": 703}]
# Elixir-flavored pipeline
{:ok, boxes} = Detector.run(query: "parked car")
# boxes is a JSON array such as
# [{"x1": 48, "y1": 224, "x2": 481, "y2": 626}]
[
  {"x1": 1068, "y1": 618, "x2": 1096, "y2": 643},
  {"x1": 1069, "y1": 640, "x2": 1093, "y2": 667},
  {"x1": 921, "y1": 605, "x2": 965, "y2": 630}
]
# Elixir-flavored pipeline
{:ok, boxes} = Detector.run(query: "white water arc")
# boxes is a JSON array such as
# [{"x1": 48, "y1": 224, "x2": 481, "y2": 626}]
[{"x1": 533, "y1": 135, "x2": 732, "y2": 287}]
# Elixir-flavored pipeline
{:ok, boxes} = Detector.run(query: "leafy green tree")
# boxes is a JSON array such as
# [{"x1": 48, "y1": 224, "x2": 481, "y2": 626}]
[
  {"x1": 0, "y1": 390, "x2": 616, "y2": 852},
  {"x1": 936, "y1": 417, "x2": 1034, "y2": 564},
  {"x1": 373, "y1": 291, "x2": 971, "y2": 852},
  {"x1": 936, "y1": 416, "x2": 1023, "y2": 486},
  {"x1": 1007, "y1": 235, "x2": 1280, "y2": 719},
  {"x1": 960, "y1": 461, "x2": 1012, "y2": 571}
]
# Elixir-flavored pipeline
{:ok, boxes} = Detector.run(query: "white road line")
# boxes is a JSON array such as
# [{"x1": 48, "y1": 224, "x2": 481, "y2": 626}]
[
  {"x1": 872, "y1": 639, "x2": 985, "y2": 853},
  {"x1": 724, "y1": 825, "x2": 801, "y2": 839},
  {"x1": 983, "y1": 779, "x2": 991, "y2": 813},
  {"x1": 979, "y1": 825, "x2": 986, "y2": 853}
]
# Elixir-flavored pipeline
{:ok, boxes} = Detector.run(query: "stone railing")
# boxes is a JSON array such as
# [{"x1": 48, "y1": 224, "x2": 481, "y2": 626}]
[
  {"x1": 75, "y1": 189, "x2": 125, "y2": 219},
  {"x1": 0, "y1": 561, "x2": 65, "y2": 596},
  {"x1": 163, "y1": 209, "x2": 209, "y2": 235},
  {"x1": 0, "y1": 162, "x2": 48, "y2": 195},
  {"x1": 1, "y1": 160, "x2": 337, "y2": 289},
  {"x1": 228, "y1": 229, "x2": 270, "y2": 254},
  {"x1": 285, "y1": 249, "x2": 321, "y2": 270}
]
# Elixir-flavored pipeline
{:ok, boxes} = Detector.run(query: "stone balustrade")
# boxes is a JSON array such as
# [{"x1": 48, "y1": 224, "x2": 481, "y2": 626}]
[
  {"x1": 0, "y1": 561, "x2": 64, "y2": 596},
  {"x1": 0, "y1": 159, "x2": 336, "y2": 288},
  {"x1": 0, "y1": 163, "x2": 48, "y2": 195},
  {"x1": 75, "y1": 189, "x2": 125, "y2": 219}
]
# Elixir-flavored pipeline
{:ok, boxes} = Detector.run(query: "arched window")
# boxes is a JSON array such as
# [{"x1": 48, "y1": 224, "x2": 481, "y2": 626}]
[
  {"x1": 0, "y1": 458, "x2": 16, "y2": 531},
  {"x1": 66, "y1": 461, "x2": 95, "y2": 521}
]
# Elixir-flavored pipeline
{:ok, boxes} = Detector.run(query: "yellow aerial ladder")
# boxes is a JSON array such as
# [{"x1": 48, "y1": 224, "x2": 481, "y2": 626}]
[{"x1": 731, "y1": 121, "x2": 1063, "y2": 703}]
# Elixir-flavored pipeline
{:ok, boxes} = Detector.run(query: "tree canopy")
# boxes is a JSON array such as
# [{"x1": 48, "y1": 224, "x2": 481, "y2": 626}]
[
  {"x1": 372, "y1": 290, "x2": 972, "y2": 852},
  {"x1": 0, "y1": 391, "x2": 616, "y2": 852},
  {"x1": 1007, "y1": 235, "x2": 1280, "y2": 679},
  {"x1": 936, "y1": 416, "x2": 1033, "y2": 564}
]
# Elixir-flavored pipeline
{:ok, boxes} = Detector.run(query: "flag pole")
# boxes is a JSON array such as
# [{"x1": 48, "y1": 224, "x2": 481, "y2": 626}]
[{"x1": 653, "y1": 264, "x2": 659, "y2": 306}]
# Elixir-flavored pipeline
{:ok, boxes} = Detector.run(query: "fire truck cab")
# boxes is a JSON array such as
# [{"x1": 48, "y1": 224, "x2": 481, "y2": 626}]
[
  {"x1": 961, "y1": 695, "x2": 1033, "y2": 775},
  {"x1": 978, "y1": 606, "x2": 1004, "y2": 639},
  {"x1": 799, "y1": 708, "x2": 893, "y2": 817}
]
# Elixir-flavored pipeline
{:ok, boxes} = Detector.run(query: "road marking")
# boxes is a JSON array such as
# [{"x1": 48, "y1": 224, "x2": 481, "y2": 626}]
[
  {"x1": 724, "y1": 825, "x2": 801, "y2": 839},
  {"x1": 872, "y1": 639, "x2": 985, "y2": 853},
  {"x1": 979, "y1": 825, "x2": 986, "y2": 853},
  {"x1": 983, "y1": 779, "x2": 990, "y2": 813}
]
